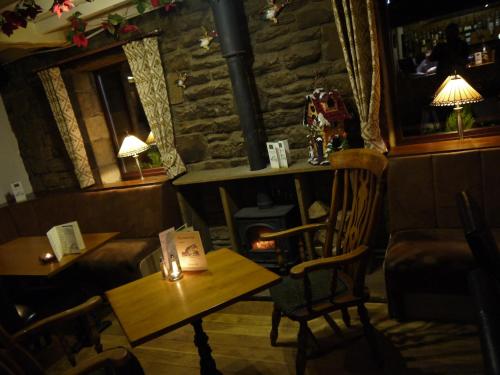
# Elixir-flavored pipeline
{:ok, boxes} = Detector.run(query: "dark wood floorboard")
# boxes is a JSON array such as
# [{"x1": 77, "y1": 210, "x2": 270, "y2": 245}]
[{"x1": 38, "y1": 266, "x2": 482, "y2": 375}]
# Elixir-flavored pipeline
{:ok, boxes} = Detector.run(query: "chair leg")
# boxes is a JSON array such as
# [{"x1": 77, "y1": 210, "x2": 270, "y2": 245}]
[
  {"x1": 296, "y1": 321, "x2": 308, "y2": 375},
  {"x1": 270, "y1": 304, "x2": 281, "y2": 346},
  {"x1": 85, "y1": 314, "x2": 103, "y2": 353},
  {"x1": 341, "y1": 307, "x2": 351, "y2": 327},
  {"x1": 323, "y1": 313, "x2": 344, "y2": 337},
  {"x1": 357, "y1": 303, "x2": 383, "y2": 367},
  {"x1": 56, "y1": 333, "x2": 76, "y2": 366},
  {"x1": 305, "y1": 325, "x2": 321, "y2": 354}
]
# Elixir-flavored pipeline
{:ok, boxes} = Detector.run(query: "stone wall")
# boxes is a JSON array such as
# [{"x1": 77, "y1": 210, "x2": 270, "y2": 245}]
[
  {"x1": 0, "y1": 0, "x2": 352, "y2": 191},
  {"x1": 164, "y1": 0, "x2": 352, "y2": 171}
]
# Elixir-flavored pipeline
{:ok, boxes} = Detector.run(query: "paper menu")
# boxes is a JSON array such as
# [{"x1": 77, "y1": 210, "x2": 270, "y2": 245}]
[
  {"x1": 175, "y1": 231, "x2": 207, "y2": 271},
  {"x1": 46, "y1": 221, "x2": 85, "y2": 261},
  {"x1": 159, "y1": 228, "x2": 207, "y2": 272}
]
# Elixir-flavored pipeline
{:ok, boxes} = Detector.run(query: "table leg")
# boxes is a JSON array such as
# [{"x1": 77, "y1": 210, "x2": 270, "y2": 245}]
[{"x1": 192, "y1": 319, "x2": 222, "y2": 375}]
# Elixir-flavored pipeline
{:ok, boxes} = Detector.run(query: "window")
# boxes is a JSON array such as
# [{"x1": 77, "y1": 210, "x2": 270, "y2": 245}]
[
  {"x1": 385, "y1": 0, "x2": 500, "y2": 144},
  {"x1": 94, "y1": 61, "x2": 163, "y2": 179}
]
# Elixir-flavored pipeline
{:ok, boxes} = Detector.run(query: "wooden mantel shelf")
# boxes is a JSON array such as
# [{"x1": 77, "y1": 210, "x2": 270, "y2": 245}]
[
  {"x1": 173, "y1": 160, "x2": 330, "y2": 186},
  {"x1": 389, "y1": 135, "x2": 500, "y2": 157}
]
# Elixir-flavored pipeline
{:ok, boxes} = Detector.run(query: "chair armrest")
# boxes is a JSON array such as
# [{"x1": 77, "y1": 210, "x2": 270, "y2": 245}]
[
  {"x1": 13, "y1": 296, "x2": 102, "y2": 342},
  {"x1": 64, "y1": 347, "x2": 143, "y2": 375},
  {"x1": 259, "y1": 223, "x2": 327, "y2": 240},
  {"x1": 289, "y1": 245, "x2": 369, "y2": 279}
]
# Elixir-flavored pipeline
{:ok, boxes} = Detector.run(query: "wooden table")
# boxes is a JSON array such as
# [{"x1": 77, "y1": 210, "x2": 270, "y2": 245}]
[
  {"x1": 106, "y1": 248, "x2": 281, "y2": 374},
  {"x1": 0, "y1": 232, "x2": 119, "y2": 277}
]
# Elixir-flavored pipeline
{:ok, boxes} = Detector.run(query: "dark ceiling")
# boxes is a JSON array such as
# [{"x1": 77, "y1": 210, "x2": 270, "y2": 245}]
[{"x1": 386, "y1": 0, "x2": 500, "y2": 27}]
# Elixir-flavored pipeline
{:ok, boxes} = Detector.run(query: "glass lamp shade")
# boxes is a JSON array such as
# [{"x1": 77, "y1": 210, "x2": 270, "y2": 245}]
[
  {"x1": 117, "y1": 135, "x2": 149, "y2": 158},
  {"x1": 431, "y1": 74, "x2": 483, "y2": 107}
]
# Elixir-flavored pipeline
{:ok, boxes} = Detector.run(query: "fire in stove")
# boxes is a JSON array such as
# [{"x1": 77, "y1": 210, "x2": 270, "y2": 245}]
[
  {"x1": 249, "y1": 227, "x2": 276, "y2": 251},
  {"x1": 234, "y1": 204, "x2": 298, "y2": 270}
]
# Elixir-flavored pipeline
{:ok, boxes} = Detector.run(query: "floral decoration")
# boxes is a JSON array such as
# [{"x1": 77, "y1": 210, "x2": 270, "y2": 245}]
[
  {"x1": 66, "y1": 11, "x2": 88, "y2": 47},
  {"x1": 101, "y1": 14, "x2": 140, "y2": 39},
  {"x1": 0, "y1": 0, "x2": 41, "y2": 36},
  {"x1": 0, "y1": 0, "x2": 183, "y2": 47},
  {"x1": 51, "y1": 0, "x2": 75, "y2": 18}
]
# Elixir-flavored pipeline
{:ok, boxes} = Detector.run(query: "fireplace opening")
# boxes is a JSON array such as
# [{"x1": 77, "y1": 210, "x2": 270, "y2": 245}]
[
  {"x1": 247, "y1": 225, "x2": 276, "y2": 251},
  {"x1": 234, "y1": 204, "x2": 298, "y2": 272}
]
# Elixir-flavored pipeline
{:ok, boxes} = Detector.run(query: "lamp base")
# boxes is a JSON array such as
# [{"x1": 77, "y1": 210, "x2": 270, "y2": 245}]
[
  {"x1": 133, "y1": 154, "x2": 144, "y2": 180},
  {"x1": 454, "y1": 105, "x2": 464, "y2": 141}
]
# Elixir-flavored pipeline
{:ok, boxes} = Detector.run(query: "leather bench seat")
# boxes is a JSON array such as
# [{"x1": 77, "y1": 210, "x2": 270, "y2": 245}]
[
  {"x1": 0, "y1": 182, "x2": 181, "y2": 293},
  {"x1": 386, "y1": 229, "x2": 500, "y2": 295},
  {"x1": 385, "y1": 147, "x2": 500, "y2": 321},
  {"x1": 78, "y1": 238, "x2": 160, "y2": 291}
]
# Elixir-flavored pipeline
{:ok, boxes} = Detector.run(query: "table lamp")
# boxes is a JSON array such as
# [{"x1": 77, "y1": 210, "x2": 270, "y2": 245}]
[
  {"x1": 431, "y1": 73, "x2": 483, "y2": 141},
  {"x1": 117, "y1": 134, "x2": 150, "y2": 180}
]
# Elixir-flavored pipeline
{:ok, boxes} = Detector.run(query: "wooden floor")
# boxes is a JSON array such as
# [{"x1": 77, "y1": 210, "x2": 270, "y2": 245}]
[{"x1": 43, "y1": 298, "x2": 483, "y2": 375}]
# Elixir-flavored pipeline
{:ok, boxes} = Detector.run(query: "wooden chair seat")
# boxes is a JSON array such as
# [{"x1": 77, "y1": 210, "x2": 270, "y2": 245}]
[{"x1": 270, "y1": 270, "x2": 348, "y2": 318}]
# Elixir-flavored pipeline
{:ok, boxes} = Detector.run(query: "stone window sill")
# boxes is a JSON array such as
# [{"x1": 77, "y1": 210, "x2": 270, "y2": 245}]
[{"x1": 87, "y1": 175, "x2": 169, "y2": 192}]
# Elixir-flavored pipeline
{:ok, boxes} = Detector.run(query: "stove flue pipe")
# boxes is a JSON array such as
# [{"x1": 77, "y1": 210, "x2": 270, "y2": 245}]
[{"x1": 208, "y1": 0, "x2": 266, "y2": 171}]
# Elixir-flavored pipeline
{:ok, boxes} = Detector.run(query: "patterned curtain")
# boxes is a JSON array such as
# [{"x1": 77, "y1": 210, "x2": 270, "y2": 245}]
[
  {"x1": 123, "y1": 37, "x2": 186, "y2": 179},
  {"x1": 331, "y1": 0, "x2": 387, "y2": 153},
  {"x1": 38, "y1": 68, "x2": 95, "y2": 188}
]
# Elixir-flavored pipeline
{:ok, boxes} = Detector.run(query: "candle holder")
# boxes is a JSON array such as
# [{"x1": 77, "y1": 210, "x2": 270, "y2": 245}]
[{"x1": 163, "y1": 254, "x2": 183, "y2": 281}]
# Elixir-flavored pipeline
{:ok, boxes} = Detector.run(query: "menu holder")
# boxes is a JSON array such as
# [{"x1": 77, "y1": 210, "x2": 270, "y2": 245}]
[{"x1": 46, "y1": 221, "x2": 85, "y2": 261}]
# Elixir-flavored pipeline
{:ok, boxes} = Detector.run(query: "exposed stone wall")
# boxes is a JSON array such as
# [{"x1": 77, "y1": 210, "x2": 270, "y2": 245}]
[
  {"x1": 69, "y1": 70, "x2": 121, "y2": 185},
  {"x1": 0, "y1": 0, "x2": 351, "y2": 191},
  {"x1": 163, "y1": 0, "x2": 351, "y2": 171},
  {"x1": 1, "y1": 62, "x2": 78, "y2": 192}
]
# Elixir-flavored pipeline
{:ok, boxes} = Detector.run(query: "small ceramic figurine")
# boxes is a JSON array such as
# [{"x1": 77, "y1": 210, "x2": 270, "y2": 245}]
[
  {"x1": 263, "y1": 0, "x2": 289, "y2": 24},
  {"x1": 303, "y1": 88, "x2": 352, "y2": 165},
  {"x1": 175, "y1": 72, "x2": 189, "y2": 89},
  {"x1": 199, "y1": 27, "x2": 215, "y2": 50}
]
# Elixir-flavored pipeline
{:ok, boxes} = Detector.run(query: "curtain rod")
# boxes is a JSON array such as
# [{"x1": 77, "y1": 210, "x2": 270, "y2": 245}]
[{"x1": 33, "y1": 29, "x2": 162, "y2": 73}]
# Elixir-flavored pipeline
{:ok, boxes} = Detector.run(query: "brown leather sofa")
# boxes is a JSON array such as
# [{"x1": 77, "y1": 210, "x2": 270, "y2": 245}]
[
  {"x1": 384, "y1": 147, "x2": 500, "y2": 321},
  {"x1": 0, "y1": 182, "x2": 181, "y2": 291}
]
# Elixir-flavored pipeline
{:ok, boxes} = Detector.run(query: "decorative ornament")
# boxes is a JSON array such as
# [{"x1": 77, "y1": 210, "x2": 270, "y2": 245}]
[
  {"x1": 67, "y1": 12, "x2": 88, "y2": 48},
  {"x1": 199, "y1": 27, "x2": 217, "y2": 50},
  {"x1": 262, "y1": 0, "x2": 289, "y2": 24},
  {"x1": 0, "y1": 0, "x2": 42, "y2": 36},
  {"x1": 175, "y1": 72, "x2": 189, "y2": 89},
  {"x1": 303, "y1": 88, "x2": 351, "y2": 165},
  {"x1": 101, "y1": 13, "x2": 140, "y2": 39},
  {"x1": 0, "y1": 0, "x2": 181, "y2": 45},
  {"x1": 51, "y1": 0, "x2": 74, "y2": 18}
]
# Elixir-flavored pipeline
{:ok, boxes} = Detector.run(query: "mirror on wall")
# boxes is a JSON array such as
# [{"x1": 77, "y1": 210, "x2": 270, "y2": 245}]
[{"x1": 386, "y1": 0, "x2": 500, "y2": 142}]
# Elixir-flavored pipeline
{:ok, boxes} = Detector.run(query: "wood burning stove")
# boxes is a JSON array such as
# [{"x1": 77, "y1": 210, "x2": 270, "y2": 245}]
[{"x1": 234, "y1": 204, "x2": 298, "y2": 272}]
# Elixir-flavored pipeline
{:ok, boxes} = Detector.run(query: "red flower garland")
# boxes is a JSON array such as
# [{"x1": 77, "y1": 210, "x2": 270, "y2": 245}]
[{"x1": 0, "y1": 0, "x2": 182, "y2": 47}]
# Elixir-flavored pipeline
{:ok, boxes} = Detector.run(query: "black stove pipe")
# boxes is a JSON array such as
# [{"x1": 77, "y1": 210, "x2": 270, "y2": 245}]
[{"x1": 208, "y1": 0, "x2": 267, "y2": 171}]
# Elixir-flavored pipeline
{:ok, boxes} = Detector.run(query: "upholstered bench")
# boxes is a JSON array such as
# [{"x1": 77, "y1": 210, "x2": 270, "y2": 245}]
[
  {"x1": 0, "y1": 182, "x2": 181, "y2": 291},
  {"x1": 384, "y1": 147, "x2": 500, "y2": 321}
]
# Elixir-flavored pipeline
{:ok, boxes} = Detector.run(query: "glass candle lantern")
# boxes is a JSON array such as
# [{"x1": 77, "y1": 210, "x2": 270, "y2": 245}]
[{"x1": 166, "y1": 254, "x2": 183, "y2": 281}]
